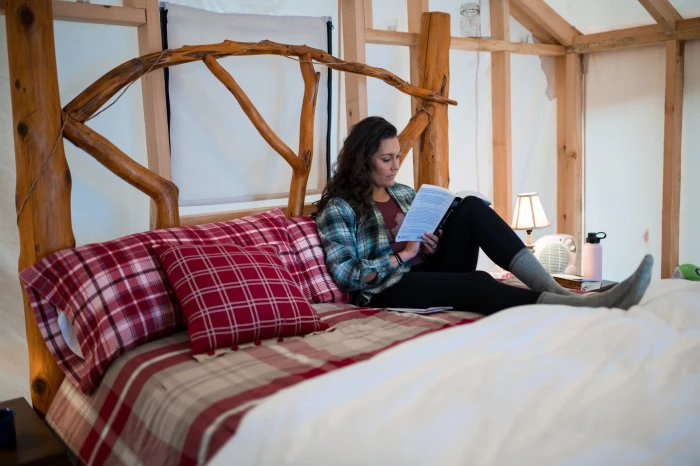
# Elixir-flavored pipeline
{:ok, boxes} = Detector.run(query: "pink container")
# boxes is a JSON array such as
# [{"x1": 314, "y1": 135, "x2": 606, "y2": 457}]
[{"x1": 582, "y1": 232, "x2": 606, "y2": 281}]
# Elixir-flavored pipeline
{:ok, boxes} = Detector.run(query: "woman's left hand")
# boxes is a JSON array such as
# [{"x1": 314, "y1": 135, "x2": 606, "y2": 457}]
[{"x1": 420, "y1": 230, "x2": 441, "y2": 255}]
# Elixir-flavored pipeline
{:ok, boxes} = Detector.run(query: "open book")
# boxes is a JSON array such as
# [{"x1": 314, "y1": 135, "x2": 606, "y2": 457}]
[{"x1": 395, "y1": 184, "x2": 491, "y2": 242}]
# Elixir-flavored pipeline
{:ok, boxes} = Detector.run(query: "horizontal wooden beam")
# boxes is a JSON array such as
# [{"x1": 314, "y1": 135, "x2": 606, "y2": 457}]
[
  {"x1": 570, "y1": 17, "x2": 700, "y2": 54},
  {"x1": 0, "y1": 1, "x2": 147, "y2": 27},
  {"x1": 451, "y1": 36, "x2": 565, "y2": 56},
  {"x1": 180, "y1": 203, "x2": 317, "y2": 227},
  {"x1": 638, "y1": 0, "x2": 683, "y2": 33},
  {"x1": 365, "y1": 28, "x2": 566, "y2": 56}
]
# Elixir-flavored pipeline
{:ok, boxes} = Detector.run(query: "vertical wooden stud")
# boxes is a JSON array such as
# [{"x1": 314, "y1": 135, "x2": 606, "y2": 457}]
[{"x1": 341, "y1": 0, "x2": 369, "y2": 130}]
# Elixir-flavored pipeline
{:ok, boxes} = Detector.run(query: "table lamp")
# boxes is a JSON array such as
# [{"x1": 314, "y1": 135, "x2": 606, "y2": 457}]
[{"x1": 511, "y1": 193, "x2": 550, "y2": 250}]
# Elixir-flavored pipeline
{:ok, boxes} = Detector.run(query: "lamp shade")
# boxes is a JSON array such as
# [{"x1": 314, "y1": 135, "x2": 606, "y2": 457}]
[{"x1": 511, "y1": 193, "x2": 550, "y2": 230}]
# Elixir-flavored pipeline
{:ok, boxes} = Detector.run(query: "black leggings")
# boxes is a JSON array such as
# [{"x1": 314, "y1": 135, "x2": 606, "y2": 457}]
[{"x1": 370, "y1": 196, "x2": 542, "y2": 315}]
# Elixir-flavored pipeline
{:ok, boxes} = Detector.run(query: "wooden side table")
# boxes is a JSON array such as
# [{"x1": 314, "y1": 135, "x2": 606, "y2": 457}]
[{"x1": 0, "y1": 398, "x2": 71, "y2": 466}]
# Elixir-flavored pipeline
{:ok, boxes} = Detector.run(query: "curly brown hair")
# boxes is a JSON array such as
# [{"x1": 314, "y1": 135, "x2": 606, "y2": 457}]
[{"x1": 314, "y1": 116, "x2": 398, "y2": 219}]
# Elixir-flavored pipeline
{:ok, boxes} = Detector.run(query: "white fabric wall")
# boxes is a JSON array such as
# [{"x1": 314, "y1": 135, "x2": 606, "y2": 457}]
[{"x1": 166, "y1": 5, "x2": 330, "y2": 206}]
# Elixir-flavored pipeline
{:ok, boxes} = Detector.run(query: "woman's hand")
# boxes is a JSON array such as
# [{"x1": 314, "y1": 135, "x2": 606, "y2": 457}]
[
  {"x1": 420, "y1": 230, "x2": 442, "y2": 255},
  {"x1": 400, "y1": 241, "x2": 421, "y2": 262}
]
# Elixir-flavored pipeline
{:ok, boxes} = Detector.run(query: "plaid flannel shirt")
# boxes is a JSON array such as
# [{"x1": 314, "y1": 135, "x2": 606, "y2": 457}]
[{"x1": 316, "y1": 183, "x2": 416, "y2": 306}]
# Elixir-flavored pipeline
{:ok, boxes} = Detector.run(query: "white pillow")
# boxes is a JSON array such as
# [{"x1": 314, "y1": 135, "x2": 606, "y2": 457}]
[{"x1": 57, "y1": 309, "x2": 84, "y2": 359}]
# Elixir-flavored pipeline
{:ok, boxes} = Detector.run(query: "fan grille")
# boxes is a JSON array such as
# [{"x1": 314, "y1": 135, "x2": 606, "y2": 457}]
[{"x1": 538, "y1": 243, "x2": 569, "y2": 274}]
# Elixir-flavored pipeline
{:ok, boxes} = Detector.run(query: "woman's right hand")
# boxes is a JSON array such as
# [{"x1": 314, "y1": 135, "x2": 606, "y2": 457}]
[{"x1": 400, "y1": 241, "x2": 421, "y2": 262}]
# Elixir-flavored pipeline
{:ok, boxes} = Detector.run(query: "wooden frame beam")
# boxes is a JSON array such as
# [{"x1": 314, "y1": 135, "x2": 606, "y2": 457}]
[
  {"x1": 0, "y1": 0, "x2": 147, "y2": 27},
  {"x1": 509, "y1": 0, "x2": 558, "y2": 44},
  {"x1": 556, "y1": 54, "x2": 583, "y2": 260},
  {"x1": 509, "y1": 0, "x2": 581, "y2": 46},
  {"x1": 570, "y1": 17, "x2": 700, "y2": 54},
  {"x1": 364, "y1": 29, "x2": 566, "y2": 55},
  {"x1": 341, "y1": 0, "x2": 369, "y2": 129},
  {"x1": 638, "y1": 0, "x2": 683, "y2": 33},
  {"x1": 661, "y1": 40, "x2": 684, "y2": 278},
  {"x1": 490, "y1": 0, "x2": 513, "y2": 223},
  {"x1": 124, "y1": 0, "x2": 171, "y2": 230}
]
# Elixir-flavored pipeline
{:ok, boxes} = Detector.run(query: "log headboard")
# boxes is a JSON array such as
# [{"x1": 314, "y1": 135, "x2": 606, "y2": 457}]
[{"x1": 6, "y1": 1, "x2": 454, "y2": 415}]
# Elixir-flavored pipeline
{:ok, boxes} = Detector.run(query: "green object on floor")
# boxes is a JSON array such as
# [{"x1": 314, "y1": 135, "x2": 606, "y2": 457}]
[{"x1": 673, "y1": 264, "x2": 700, "y2": 281}]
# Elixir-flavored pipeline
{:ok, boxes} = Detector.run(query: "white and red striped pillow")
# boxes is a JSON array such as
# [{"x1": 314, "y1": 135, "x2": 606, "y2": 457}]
[
  {"x1": 19, "y1": 209, "x2": 298, "y2": 393},
  {"x1": 286, "y1": 216, "x2": 351, "y2": 304},
  {"x1": 154, "y1": 243, "x2": 327, "y2": 356}
]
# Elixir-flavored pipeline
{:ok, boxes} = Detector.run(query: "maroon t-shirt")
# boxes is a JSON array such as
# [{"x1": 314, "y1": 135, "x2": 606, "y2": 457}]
[{"x1": 375, "y1": 197, "x2": 424, "y2": 266}]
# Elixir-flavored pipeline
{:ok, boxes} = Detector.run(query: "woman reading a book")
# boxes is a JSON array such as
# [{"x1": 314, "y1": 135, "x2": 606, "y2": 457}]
[{"x1": 314, "y1": 116, "x2": 652, "y2": 314}]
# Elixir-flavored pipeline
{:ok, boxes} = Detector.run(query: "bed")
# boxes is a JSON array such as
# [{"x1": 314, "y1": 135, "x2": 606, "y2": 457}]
[{"x1": 6, "y1": 2, "x2": 699, "y2": 466}]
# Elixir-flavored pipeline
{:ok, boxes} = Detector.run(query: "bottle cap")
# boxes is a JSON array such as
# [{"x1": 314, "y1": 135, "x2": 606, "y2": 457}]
[{"x1": 586, "y1": 232, "x2": 607, "y2": 244}]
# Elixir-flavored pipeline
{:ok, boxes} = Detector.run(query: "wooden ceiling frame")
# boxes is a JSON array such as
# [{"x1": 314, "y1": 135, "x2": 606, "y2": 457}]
[{"x1": 638, "y1": 0, "x2": 683, "y2": 33}]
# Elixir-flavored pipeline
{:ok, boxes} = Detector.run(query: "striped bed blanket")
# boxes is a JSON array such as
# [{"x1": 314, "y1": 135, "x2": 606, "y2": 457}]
[{"x1": 46, "y1": 303, "x2": 480, "y2": 465}]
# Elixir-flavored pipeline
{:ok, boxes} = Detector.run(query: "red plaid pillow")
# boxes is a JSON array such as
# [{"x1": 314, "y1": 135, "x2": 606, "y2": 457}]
[
  {"x1": 19, "y1": 208, "x2": 298, "y2": 393},
  {"x1": 286, "y1": 216, "x2": 351, "y2": 303},
  {"x1": 154, "y1": 243, "x2": 326, "y2": 355}
]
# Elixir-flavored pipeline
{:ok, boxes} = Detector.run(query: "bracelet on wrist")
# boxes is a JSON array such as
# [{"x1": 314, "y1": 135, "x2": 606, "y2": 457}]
[{"x1": 393, "y1": 252, "x2": 404, "y2": 265}]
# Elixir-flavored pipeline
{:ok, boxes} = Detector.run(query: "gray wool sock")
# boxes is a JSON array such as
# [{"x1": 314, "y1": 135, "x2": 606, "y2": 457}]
[
  {"x1": 509, "y1": 247, "x2": 571, "y2": 295},
  {"x1": 536, "y1": 254, "x2": 653, "y2": 311}
]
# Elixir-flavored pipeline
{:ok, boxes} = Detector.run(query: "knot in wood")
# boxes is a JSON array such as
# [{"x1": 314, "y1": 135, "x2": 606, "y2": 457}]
[
  {"x1": 19, "y1": 6, "x2": 35, "y2": 29},
  {"x1": 17, "y1": 122, "x2": 28, "y2": 138},
  {"x1": 32, "y1": 377, "x2": 48, "y2": 395},
  {"x1": 15, "y1": 79, "x2": 21, "y2": 89}
]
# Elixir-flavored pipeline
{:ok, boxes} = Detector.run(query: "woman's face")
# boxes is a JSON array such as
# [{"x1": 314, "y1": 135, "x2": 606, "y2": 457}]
[{"x1": 369, "y1": 137, "x2": 401, "y2": 189}]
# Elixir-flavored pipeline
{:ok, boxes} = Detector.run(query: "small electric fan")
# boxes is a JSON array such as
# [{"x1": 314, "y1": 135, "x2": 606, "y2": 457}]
[{"x1": 533, "y1": 234, "x2": 578, "y2": 275}]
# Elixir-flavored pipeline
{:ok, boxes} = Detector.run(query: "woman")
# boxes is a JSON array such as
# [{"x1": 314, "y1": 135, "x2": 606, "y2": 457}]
[{"x1": 315, "y1": 116, "x2": 652, "y2": 314}]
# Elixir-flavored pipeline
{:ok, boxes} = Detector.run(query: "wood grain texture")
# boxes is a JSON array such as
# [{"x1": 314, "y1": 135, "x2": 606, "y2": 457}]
[
  {"x1": 203, "y1": 55, "x2": 305, "y2": 174},
  {"x1": 63, "y1": 117, "x2": 180, "y2": 230},
  {"x1": 0, "y1": 0, "x2": 147, "y2": 26},
  {"x1": 6, "y1": 0, "x2": 73, "y2": 416},
  {"x1": 341, "y1": 0, "x2": 368, "y2": 129},
  {"x1": 288, "y1": 54, "x2": 321, "y2": 218},
  {"x1": 180, "y1": 203, "x2": 317, "y2": 227},
  {"x1": 64, "y1": 39, "x2": 456, "y2": 124},
  {"x1": 557, "y1": 54, "x2": 583, "y2": 256},
  {"x1": 363, "y1": 0, "x2": 373, "y2": 29},
  {"x1": 661, "y1": 40, "x2": 684, "y2": 278},
  {"x1": 490, "y1": 0, "x2": 513, "y2": 223},
  {"x1": 124, "y1": 0, "x2": 171, "y2": 230},
  {"x1": 570, "y1": 17, "x2": 700, "y2": 54},
  {"x1": 365, "y1": 29, "x2": 418, "y2": 46},
  {"x1": 407, "y1": 0, "x2": 429, "y2": 188},
  {"x1": 637, "y1": 0, "x2": 683, "y2": 32},
  {"x1": 417, "y1": 12, "x2": 450, "y2": 190},
  {"x1": 509, "y1": 0, "x2": 581, "y2": 46}
]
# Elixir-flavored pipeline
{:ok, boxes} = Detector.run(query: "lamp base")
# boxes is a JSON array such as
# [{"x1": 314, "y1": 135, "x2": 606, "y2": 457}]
[{"x1": 525, "y1": 230, "x2": 534, "y2": 251}]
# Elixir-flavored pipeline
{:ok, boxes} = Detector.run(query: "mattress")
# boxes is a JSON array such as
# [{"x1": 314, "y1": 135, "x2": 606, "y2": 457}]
[{"x1": 46, "y1": 303, "x2": 480, "y2": 465}]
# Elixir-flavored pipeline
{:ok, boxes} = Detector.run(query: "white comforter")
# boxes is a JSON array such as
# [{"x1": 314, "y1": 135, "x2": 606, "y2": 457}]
[{"x1": 210, "y1": 280, "x2": 700, "y2": 466}]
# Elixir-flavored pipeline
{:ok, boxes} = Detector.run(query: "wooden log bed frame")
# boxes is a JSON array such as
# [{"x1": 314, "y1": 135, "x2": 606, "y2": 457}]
[{"x1": 2, "y1": 0, "x2": 696, "y2": 416}]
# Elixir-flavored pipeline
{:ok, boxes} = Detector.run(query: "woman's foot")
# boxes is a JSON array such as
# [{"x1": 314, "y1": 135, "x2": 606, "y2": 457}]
[{"x1": 537, "y1": 255, "x2": 653, "y2": 310}]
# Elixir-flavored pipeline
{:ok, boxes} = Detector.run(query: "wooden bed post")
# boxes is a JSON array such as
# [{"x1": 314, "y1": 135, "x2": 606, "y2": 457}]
[
  {"x1": 416, "y1": 12, "x2": 450, "y2": 189},
  {"x1": 6, "y1": 0, "x2": 73, "y2": 416},
  {"x1": 407, "y1": 0, "x2": 429, "y2": 188}
]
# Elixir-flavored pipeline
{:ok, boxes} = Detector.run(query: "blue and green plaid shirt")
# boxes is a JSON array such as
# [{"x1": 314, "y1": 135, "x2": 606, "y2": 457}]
[{"x1": 316, "y1": 183, "x2": 416, "y2": 306}]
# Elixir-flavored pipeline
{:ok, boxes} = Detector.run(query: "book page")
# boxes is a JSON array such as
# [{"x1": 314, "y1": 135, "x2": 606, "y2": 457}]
[{"x1": 395, "y1": 184, "x2": 455, "y2": 242}]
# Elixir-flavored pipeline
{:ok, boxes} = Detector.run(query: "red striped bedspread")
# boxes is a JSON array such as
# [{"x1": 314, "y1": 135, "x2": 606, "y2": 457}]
[{"x1": 46, "y1": 304, "x2": 481, "y2": 465}]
